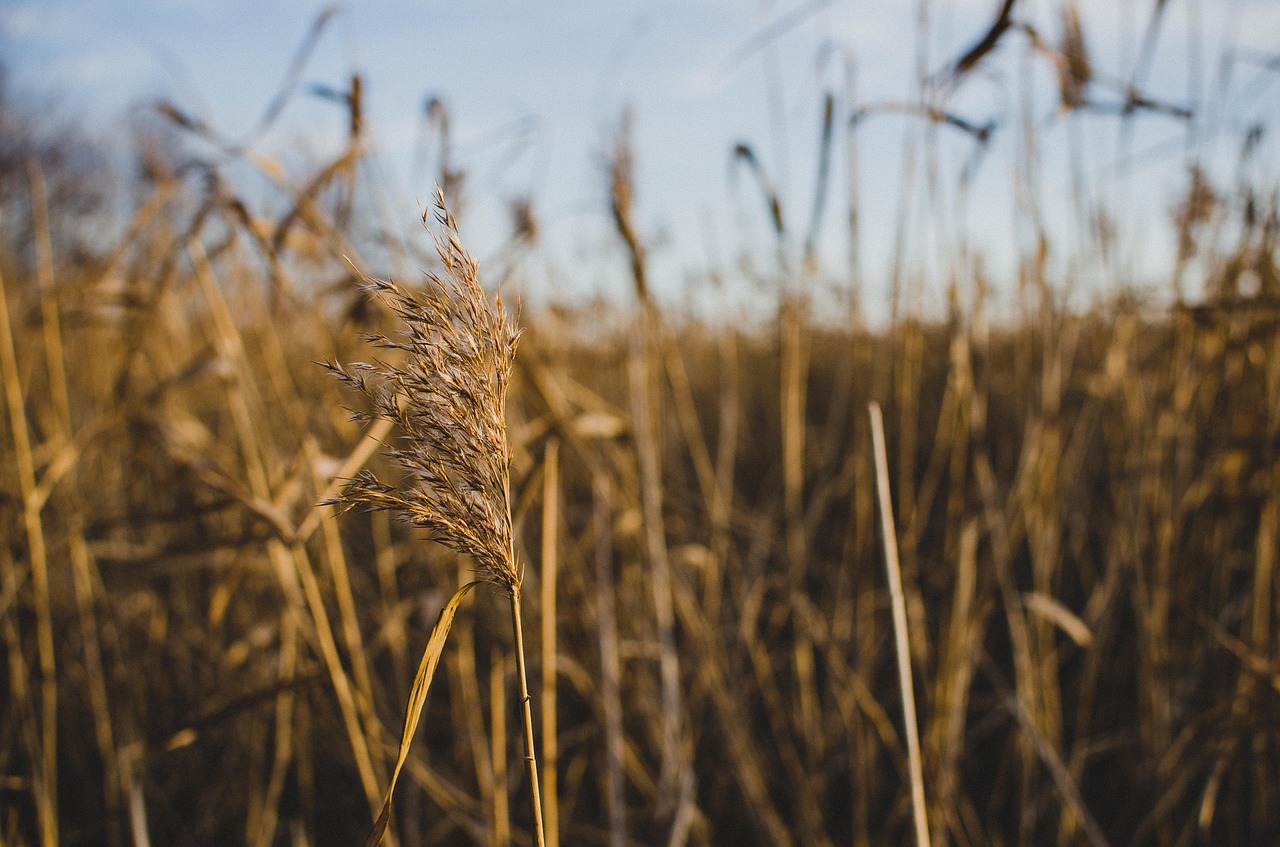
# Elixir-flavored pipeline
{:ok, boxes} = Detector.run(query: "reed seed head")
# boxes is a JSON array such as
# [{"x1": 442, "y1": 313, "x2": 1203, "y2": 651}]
[{"x1": 328, "y1": 193, "x2": 523, "y2": 593}]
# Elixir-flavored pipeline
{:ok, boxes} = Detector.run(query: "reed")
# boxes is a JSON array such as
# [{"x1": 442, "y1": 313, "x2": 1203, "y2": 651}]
[{"x1": 326, "y1": 195, "x2": 543, "y2": 847}]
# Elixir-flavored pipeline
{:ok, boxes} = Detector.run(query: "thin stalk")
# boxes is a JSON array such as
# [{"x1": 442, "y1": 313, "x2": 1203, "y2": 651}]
[
  {"x1": 869, "y1": 402, "x2": 931, "y2": 847},
  {"x1": 509, "y1": 590, "x2": 547, "y2": 847},
  {"x1": 120, "y1": 742, "x2": 151, "y2": 847}
]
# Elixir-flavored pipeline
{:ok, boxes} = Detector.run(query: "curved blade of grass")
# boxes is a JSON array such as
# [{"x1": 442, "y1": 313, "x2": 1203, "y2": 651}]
[{"x1": 364, "y1": 581, "x2": 479, "y2": 847}]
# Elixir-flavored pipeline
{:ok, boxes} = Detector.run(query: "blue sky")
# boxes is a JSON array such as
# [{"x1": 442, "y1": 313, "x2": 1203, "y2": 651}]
[{"x1": 3, "y1": 1, "x2": 1278, "y2": 318}]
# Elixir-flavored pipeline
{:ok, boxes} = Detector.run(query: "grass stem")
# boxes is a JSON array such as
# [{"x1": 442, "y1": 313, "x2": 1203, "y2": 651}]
[
  {"x1": 869, "y1": 401, "x2": 931, "y2": 847},
  {"x1": 510, "y1": 590, "x2": 547, "y2": 847}
]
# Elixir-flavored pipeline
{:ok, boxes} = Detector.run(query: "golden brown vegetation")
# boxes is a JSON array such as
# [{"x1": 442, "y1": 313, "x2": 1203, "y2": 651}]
[{"x1": 2, "y1": 12, "x2": 1280, "y2": 846}]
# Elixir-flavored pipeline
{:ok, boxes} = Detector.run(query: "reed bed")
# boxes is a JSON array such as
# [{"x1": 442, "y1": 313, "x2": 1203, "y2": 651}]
[{"x1": 2, "y1": 8, "x2": 1279, "y2": 845}]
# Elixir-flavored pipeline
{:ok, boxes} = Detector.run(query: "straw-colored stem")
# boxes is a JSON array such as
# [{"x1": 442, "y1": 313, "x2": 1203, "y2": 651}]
[
  {"x1": 868, "y1": 402, "x2": 931, "y2": 847},
  {"x1": 510, "y1": 590, "x2": 547, "y2": 847}
]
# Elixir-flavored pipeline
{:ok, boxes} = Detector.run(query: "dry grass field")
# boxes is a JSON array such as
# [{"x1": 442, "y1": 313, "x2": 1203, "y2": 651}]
[{"x1": 2, "y1": 8, "x2": 1279, "y2": 845}]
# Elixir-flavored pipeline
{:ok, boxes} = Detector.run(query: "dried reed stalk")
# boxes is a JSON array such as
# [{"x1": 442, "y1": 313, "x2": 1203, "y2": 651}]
[
  {"x1": 868, "y1": 402, "x2": 931, "y2": 847},
  {"x1": 328, "y1": 194, "x2": 544, "y2": 847}
]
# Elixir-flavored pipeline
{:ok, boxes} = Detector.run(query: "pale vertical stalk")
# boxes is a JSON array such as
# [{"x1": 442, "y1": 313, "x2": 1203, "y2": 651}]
[
  {"x1": 593, "y1": 469, "x2": 628, "y2": 847},
  {"x1": 509, "y1": 591, "x2": 547, "y2": 847},
  {"x1": 868, "y1": 402, "x2": 931, "y2": 847},
  {"x1": 0, "y1": 263, "x2": 58, "y2": 847},
  {"x1": 491, "y1": 651, "x2": 510, "y2": 847},
  {"x1": 120, "y1": 743, "x2": 151, "y2": 847},
  {"x1": 540, "y1": 438, "x2": 561, "y2": 847}
]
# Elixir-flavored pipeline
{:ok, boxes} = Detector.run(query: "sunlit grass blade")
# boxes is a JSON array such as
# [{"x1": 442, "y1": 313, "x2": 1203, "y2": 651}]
[{"x1": 364, "y1": 581, "x2": 479, "y2": 847}]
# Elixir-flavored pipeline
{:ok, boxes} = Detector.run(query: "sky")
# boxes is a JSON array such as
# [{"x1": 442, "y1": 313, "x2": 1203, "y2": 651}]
[{"x1": 2, "y1": 0, "x2": 1278, "y2": 319}]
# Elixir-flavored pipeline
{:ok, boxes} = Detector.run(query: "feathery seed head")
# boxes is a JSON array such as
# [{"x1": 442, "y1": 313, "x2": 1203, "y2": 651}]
[{"x1": 329, "y1": 194, "x2": 523, "y2": 592}]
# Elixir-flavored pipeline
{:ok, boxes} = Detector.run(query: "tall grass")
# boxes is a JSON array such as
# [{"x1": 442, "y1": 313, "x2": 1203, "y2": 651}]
[{"x1": 1, "y1": 5, "x2": 1279, "y2": 846}]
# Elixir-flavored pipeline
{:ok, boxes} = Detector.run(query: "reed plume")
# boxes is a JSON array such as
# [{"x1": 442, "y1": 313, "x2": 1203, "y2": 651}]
[{"x1": 328, "y1": 192, "x2": 543, "y2": 847}]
